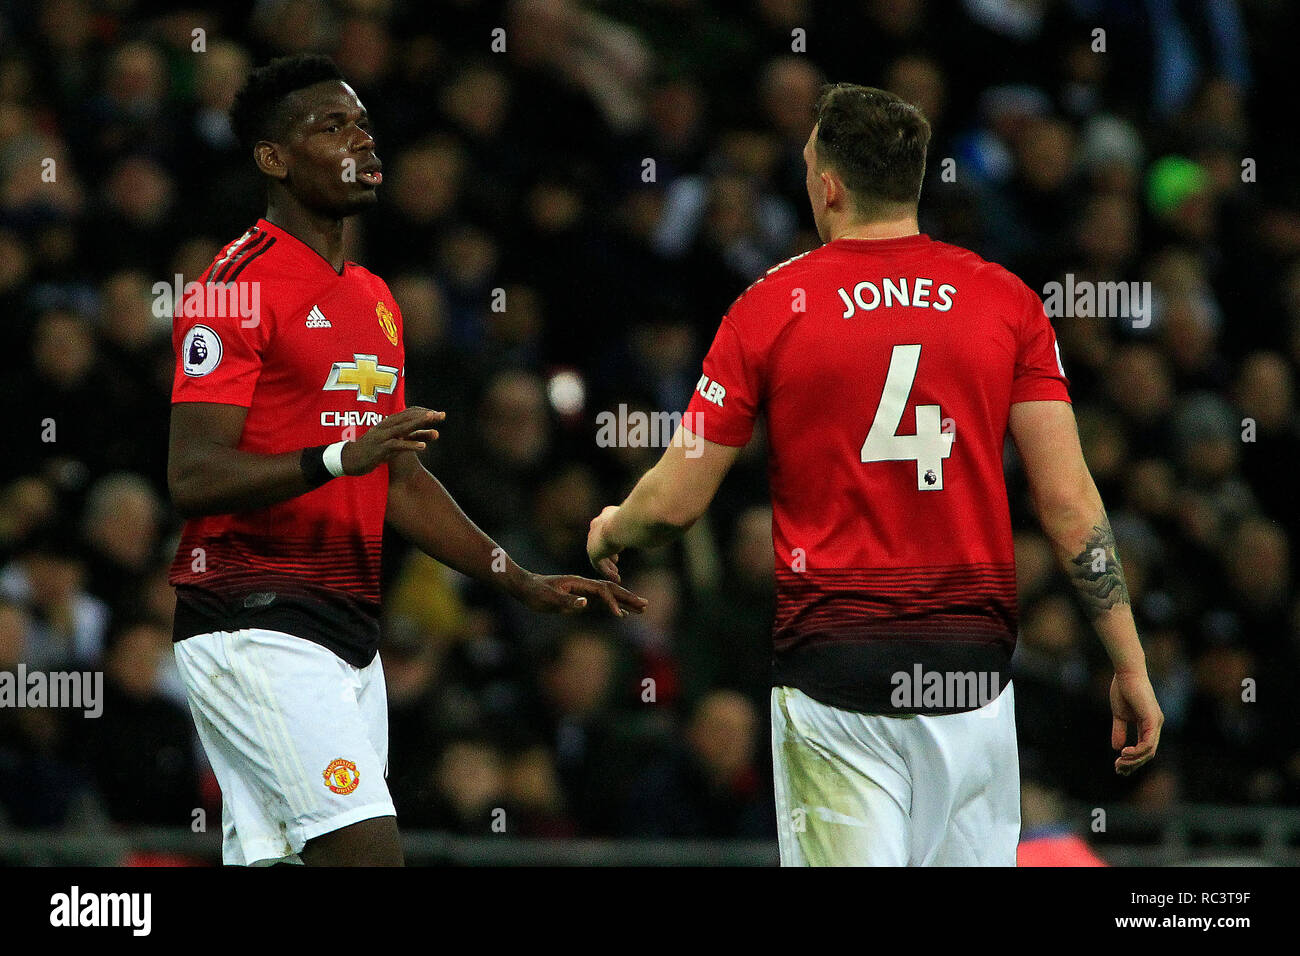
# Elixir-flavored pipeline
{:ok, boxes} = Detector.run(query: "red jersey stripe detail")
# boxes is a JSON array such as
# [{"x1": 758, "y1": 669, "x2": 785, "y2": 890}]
[
  {"x1": 205, "y1": 228, "x2": 259, "y2": 281},
  {"x1": 169, "y1": 533, "x2": 384, "y2": 600},
  {"x1": 212, "y1": 231, "x2": 272, "y2": 284},
  {"x1": 773, "y1": 564, "x2": 1019, "y2": 647},
  {"x1": 224, "y1": 237, "x2": 277, "y2": 283}
]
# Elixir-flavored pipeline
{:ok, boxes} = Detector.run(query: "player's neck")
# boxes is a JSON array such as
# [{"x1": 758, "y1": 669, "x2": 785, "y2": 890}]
[
  {"x1": 831, "y1": 215, "x2": 920, "y2": 242},
  {"x1": 263, "y1": 201, "x2": 348, "y2": 273}
]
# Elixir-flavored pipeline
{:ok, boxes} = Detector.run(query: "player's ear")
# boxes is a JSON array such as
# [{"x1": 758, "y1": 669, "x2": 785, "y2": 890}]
[
  {"x1": 820, "y1": 168, "x2": 840, "y2": 209},
  {"x1": 254, "y1": 141, "x2": 289, "y2": 181}
]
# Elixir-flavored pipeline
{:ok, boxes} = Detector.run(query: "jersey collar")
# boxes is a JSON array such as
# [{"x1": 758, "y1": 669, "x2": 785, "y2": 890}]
[
  {"x1": 255, "y1": 218, "x2": 351, "y2": 277},
  {"x1": 829, "y1": 233, "x2": 932, "y2": 251}
]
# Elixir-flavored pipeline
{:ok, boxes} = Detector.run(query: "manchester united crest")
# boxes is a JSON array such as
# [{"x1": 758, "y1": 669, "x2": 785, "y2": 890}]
[
  {"x1": 323, "y1": 757, "x2": 360, "y2": 795},
  {"x1": 376, "y1": 300, "x2": 398, "y2": 346}
]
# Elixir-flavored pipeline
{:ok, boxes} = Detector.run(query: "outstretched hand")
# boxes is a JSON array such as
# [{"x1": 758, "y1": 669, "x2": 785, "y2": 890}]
[{"x1": 514, "y1": 570, "x2": 647, "y2": 617}]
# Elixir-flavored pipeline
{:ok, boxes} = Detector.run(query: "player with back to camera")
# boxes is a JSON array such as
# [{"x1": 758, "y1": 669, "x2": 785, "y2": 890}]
[
  {"x1": 587, "y1": 84, "x2": 1162, "y2": 866},
  {"x1": 167, "y1": 54, "x2": 646, "y2": 867}
]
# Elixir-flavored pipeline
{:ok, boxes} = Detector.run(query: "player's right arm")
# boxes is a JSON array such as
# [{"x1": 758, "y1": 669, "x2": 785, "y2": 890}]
[
  {"x1": 1008, "y1": 399, "x2": 1164, "y2": 776},
  {"x1": 167, "y1": 402, "x2": 441, "y2": 517}
]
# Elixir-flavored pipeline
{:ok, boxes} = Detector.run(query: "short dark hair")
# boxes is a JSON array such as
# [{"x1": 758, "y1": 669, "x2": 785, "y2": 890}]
[
  {"x1": 813, "y1": 83, "x2": 931, "y2": 213},
  {"x1": 228, "y1": 54, "x2": 345, "y2": 151}
]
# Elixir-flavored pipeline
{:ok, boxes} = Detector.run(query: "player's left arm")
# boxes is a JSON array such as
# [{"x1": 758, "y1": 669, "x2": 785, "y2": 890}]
[
  {"x1": 385, "y1": 451, "x2": 647, "y2": 617},
  {"x1": 587, "y1": 425, "x2": 740, "y2": 581}
]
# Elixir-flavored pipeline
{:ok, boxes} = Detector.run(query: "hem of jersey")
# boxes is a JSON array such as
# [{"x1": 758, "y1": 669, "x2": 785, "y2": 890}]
[
  {"x1": 773, "y1": 635, "x2": 1013, "y2": 716},
  {"x1": 172, "y1": 593, "x2": 380, "y2": 669}
]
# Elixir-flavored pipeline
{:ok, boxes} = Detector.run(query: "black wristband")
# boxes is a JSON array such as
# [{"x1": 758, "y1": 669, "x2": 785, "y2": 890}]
[{"x1": 300, "y1": 445, "x2": 334, "y2": 488}]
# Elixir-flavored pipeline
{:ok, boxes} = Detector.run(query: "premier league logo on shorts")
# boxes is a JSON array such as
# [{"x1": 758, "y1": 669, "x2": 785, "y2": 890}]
[{"x1": 181, "y1": 324, "x2": 223, "y2": 377}]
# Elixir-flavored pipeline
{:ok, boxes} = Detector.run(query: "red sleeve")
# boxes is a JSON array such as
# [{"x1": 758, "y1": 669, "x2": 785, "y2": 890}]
[
  {"x1": 171, "y1": 285, "x2": 274, "y2": 407},
  {"x1": 684, "y1": 312, "x2": 762, "y2": 447},
  {"x1": 1011, "y1": 283, "x2": 1071, "y2": 404}
]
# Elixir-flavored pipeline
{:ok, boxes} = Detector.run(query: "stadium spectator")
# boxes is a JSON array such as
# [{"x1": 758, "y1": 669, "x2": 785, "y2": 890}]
[
  {"x1": 621, "y1": 689, "x2": 773, "y2": 838},
  {"x1": 0, "y1": 528, "x2": 109, "y2": 669},
  {"x1": 75, "y1": 619, "x2": 201, "y2": 825}
]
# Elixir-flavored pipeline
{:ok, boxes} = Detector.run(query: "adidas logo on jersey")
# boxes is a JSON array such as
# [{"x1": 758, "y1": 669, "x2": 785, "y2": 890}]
[{"x1": 306, "y1": 305, "x2": 332, "y2": 328}]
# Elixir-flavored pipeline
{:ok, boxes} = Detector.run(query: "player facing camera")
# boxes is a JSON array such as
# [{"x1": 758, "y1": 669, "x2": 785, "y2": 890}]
[{"x1": 165, "y1": 54, "x2": 645, "y2": 868}]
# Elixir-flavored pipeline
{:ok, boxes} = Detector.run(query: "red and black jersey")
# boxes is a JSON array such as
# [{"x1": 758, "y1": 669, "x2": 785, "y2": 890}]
[
  {"x1": 684, "y1": 233, "x2": 1070, "y2": 714},
  {"x1": 168, "y1": 219, "x2": 406, "y2": 666}
]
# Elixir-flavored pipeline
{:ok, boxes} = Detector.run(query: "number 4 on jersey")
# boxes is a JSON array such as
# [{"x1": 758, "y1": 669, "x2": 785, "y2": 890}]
[{"x1": 860, "y1": 344, "x2": 954, "y2": 491}]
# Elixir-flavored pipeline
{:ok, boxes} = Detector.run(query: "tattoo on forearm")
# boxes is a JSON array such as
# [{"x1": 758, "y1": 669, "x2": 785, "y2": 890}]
[{"x1": 1068, "y1": 514, "x2": 1130, "y2": 619}]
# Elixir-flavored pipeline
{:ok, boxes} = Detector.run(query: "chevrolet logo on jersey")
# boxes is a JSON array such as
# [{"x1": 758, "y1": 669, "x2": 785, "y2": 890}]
[{"x1": 323, "y1": 354, "x2": 399, "y2": 403}]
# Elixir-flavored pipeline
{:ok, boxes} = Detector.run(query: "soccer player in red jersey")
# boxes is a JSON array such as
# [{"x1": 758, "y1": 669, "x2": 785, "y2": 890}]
[
  {"x1": 167, "y1": 55, "x2": 645, "y2": 866},
  {"x1": 588, "y1": 85, "x2": 1162, "y2": 865}
]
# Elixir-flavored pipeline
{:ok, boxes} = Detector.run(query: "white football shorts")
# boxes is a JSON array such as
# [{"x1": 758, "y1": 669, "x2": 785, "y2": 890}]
[
  {"x1": 174, "y1": 628, "x2": 395, "y2": 866},
  {"x1": 771, "y1": 682, "x2": 1020, "y2": 866}
]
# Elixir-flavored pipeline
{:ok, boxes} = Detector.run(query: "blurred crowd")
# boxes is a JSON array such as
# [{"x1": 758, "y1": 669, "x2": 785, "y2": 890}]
[{"x1": 1, "y1": 0, "x2": 1298, "y2": 845}]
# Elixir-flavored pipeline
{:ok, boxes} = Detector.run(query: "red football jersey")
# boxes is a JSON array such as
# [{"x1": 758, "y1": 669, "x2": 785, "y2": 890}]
[
  {"x1": 168, "y1": 219, "x2": 406, "y2": 666},
  {"x1": 684, "y1": 233, "x2": 1070, "y2": 713}
]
